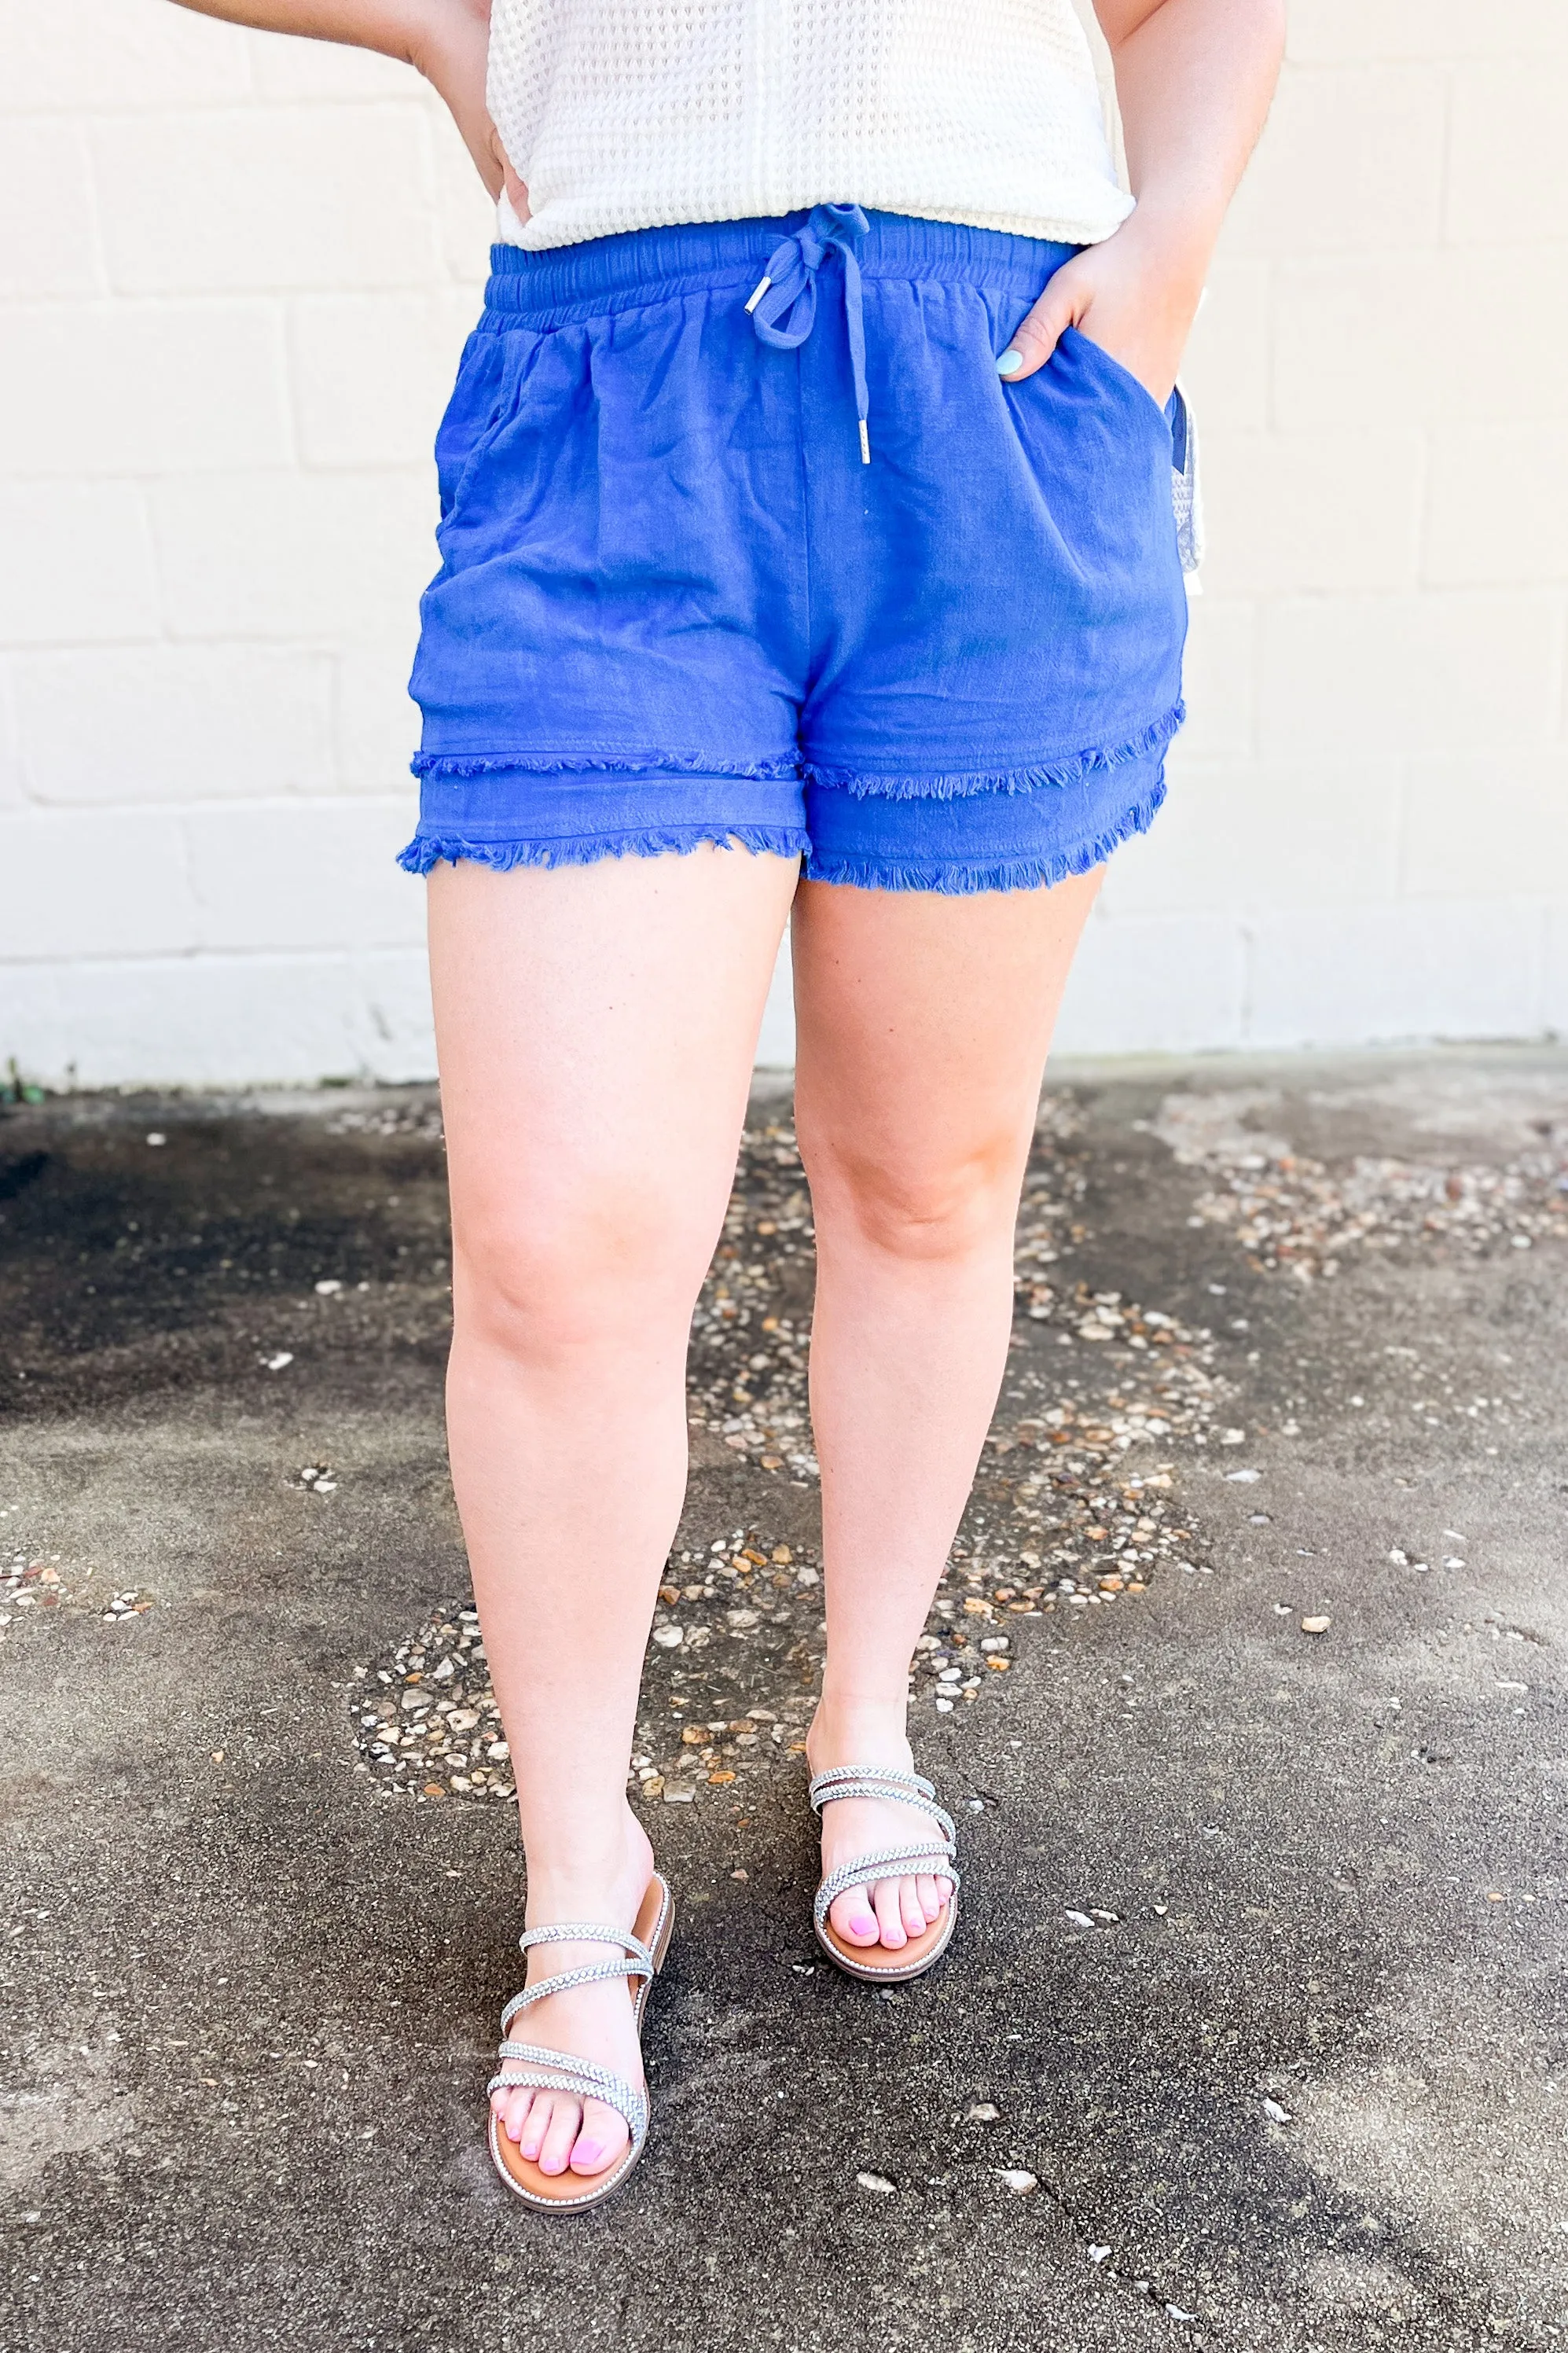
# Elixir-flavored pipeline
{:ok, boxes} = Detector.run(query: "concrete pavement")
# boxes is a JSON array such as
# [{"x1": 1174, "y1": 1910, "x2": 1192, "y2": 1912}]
[{"x1": 2, "y1": 1049, "x2": 1564, "y2": 2353}]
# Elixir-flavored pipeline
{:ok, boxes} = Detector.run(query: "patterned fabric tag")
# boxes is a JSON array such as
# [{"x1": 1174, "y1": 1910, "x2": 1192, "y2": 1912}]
[{"x1": 1170, "y1": 381, "x2": 1205, "y2": 586}]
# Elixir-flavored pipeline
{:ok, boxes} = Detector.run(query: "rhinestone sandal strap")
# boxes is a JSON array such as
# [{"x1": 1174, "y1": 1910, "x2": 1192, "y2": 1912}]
[
  {"x1": 814, "y1": 1842, "x2": 961, "y2": 1928},
  {"x1": 487, "y1": 2042, "x2": 648, "y2": 2145},
  {"x1": 518, "y1": 1920, "x2": 656, "y2": 1972},
  {"x1": 808, "y1": 1767, "x2": 957, "y2": 1847},
  {"x1": 809, "y1": 1764, "x2": 935, "y2": 1809},
  {"x1": 499, "y1": 1954, "x2": 651, "y2": 2033}
]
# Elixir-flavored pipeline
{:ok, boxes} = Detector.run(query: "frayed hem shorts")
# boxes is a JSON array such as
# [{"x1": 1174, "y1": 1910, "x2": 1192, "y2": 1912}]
[{"x1": 402, "y1": 204, "x2": 1192, "y2": 895}]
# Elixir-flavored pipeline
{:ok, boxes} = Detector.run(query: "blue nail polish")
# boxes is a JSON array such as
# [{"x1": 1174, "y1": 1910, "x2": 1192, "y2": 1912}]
[{"x1": 996, "y1": 348, "x2": 1024, "y2": 377}]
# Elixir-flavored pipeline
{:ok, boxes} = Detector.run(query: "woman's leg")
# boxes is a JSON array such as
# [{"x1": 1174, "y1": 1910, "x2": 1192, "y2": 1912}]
[
  {"x1": 431, "y1": 844, "x2": 799, "y2": 2176},
  {"x1": 791, "y1": 870, "x2": 1102, "y2": 1950}
]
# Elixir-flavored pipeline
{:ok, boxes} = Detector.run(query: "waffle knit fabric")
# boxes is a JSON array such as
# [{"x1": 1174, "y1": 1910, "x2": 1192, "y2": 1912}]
[{"x1": 488, "y1": 0, "x2": 1133, "y2": 252}]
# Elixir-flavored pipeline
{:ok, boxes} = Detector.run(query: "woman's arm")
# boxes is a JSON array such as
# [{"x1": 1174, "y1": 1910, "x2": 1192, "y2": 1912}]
[
  {"x1": 998, "y1": 0, "x2": 1286, "y2": 401},
  {"x1": 167, "y1": 0, "x2": 509, "y2": 197}
]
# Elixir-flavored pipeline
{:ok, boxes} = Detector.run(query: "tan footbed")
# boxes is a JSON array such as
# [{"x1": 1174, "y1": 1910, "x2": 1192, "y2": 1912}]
[
  {"x1": 489, "y1": 1872, "x2": 673, "y2": 2211},
  {"x1": 816, "y1": 1888, "x2": 959, "y2": 1982}
]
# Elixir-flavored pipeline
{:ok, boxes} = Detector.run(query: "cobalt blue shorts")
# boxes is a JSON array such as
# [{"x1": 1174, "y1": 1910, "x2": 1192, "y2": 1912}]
[{"x1": 401, "y1": 204, "x2": 1189, "y2": 894}]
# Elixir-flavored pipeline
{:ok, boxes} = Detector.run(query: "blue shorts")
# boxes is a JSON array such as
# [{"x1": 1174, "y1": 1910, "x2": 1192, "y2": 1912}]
[{"x1": 402, "y1": 204, "x2": 1188, "y2": 894}]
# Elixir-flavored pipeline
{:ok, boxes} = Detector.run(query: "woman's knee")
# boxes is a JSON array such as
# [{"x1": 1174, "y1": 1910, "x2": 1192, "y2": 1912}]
[
  {"x1": 450, "y1": 1182, "x2": 708, "y2": 1360},
  {"x1": 802, "y1": 1128, "x2": 1026, "y2": 1265}
]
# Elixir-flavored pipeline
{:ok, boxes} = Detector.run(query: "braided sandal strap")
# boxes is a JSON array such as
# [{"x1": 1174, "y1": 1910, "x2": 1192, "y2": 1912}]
[
  {"x1": 498, "y1": 1921, "x2": 655, "y2": 2035},
  {"x1": 809, "y1": 1765, "x2": 959, "y2": 1930},
  {"x1": 496, "y1": 1910, "x2": 658, "y2": 2098},
  {"x1": 487, "y1": 2042, "x2": 648, "y2": 2150},
  {"x1": 814, "y1": 1841, "x2": 961, "y2": 1928},
  {"x1": 808, "y1": 1766, "x2": 957, "y2": 1845},
  {"x1": 810, "y1": 1764, "x2": 935, "y2": 1809},
  {"x1": 518, "y1": 1920, "x2": 656, "y2": 1970},
  {"x1": 500, "y1": 1957, "x2": 651, "y2": 2031}
]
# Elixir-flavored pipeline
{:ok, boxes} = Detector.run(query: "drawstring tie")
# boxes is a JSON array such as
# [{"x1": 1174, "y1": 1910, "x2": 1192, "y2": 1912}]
[{"x1": 745, "y1": 202, "x2": 872, "y2": 464}]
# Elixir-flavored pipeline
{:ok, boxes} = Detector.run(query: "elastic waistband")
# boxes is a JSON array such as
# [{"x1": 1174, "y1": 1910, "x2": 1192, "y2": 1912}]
[{"x1": 481, "y1": 211, "x2": 1078, "y2": 325}]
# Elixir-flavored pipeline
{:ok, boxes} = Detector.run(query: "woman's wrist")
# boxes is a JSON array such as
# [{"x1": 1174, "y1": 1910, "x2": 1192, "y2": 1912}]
[{"x1": 1111, "y1": 200, "x2": 1219, "y2": 305}]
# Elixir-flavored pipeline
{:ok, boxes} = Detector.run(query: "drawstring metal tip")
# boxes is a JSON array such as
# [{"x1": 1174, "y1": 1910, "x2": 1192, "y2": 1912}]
[
  {"x1": 858, "y1": 417, "x2": 871, "y2": 465},
  {"x1": 744, "y1": 274, "x2": 772, "y2": 314}
]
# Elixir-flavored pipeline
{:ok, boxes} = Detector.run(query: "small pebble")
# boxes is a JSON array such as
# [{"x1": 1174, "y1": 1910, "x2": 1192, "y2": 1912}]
[
  {"x1": 856, "y1": 2171, "x2": 896, "y2": 2196},
  {"x1": 1301, "y1": 1615, "x2": 1331, "y2": 1634},
  {"x1": 999, "y1": 2170, "x2": 1037, "y2": 2194}
]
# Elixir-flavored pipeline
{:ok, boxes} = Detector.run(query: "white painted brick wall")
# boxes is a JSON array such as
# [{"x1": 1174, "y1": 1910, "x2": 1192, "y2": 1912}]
[{"x1": 1, "y1": 0, "x2": 1565, "y2": 1085}]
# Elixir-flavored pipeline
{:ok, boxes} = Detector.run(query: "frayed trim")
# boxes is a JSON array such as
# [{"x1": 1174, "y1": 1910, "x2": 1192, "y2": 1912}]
[
  {"x1": 803, "y1": 778, "x2": 1166, "y2": 895},
  {"x1": 410, "y1": 748, "x2": 801, "y2": 781},
  {"x1": 802, "y1": 703, "x2": 1184, "y2": 801},
  {"x1": 396, "y1": 823, "x2": 809, "y2": 876}
]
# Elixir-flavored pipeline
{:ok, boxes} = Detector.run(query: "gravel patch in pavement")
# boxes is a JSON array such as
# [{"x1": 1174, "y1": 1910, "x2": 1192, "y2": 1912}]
[
  {"x1": 353, "y1": 1103, "x2": 1234, "y2": 1807},
  {"x1": 1153, "y1": 1088, "x2": 1568, "y2": 1281},
  {"x1": 318, "y1": 1101, "x2": 446, "y2": 1141}
]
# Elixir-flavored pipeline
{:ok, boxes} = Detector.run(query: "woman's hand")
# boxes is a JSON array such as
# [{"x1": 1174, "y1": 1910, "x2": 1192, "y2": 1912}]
[
  {"x1": 997, "y1": 0, "x2": 1285, "y2": 405},
  {"x1": 995, "y1": 211, "x2": 1208, "y2": 407}
]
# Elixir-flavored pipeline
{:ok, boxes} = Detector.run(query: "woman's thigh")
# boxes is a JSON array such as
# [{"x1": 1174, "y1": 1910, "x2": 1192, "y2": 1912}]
[
  {"x1": 429, "y1": 846, "x2": 799, "y2": 1324},
  {"x1": 790, "y1": 870, "x2": 1101, "y2": 1215}
]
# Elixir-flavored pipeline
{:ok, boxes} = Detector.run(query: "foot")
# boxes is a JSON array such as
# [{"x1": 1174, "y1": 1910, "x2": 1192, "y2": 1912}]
[
  {"x1": 806, "y1": 1709, "x2": 953, "y2": 1953},
  {"x1": 490, "y1": 1807, "x2": 656, "y2": 2180}
]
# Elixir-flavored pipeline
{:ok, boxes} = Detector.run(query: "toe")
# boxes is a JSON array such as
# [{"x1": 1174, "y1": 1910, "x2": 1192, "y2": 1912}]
[
  {"x1": 899, "y1": 1877, "x2": 927, "y2": 1938},
  {"x1": 872, "y1": 1878, "x2": 909, "y2": 1949},
  {"x1": 493, "y1": 2082, "x2": 533, "y2": 2143},
  {"x1": 538, "y1": 2095, "x2": 582, "y2": 2177},
  {"x1": 571, "y1": 2095, "x2": 631, "y2": 2178},
  {"x1": 916, "y1": 1873, "x2": 942, "y2": 1922},
  {"x1": 830, "y1": 1888, "x2": 882, "y2": 1947},
  {"x1": 517, "y1": 2090, "x2": 556, "y2": 2163}
]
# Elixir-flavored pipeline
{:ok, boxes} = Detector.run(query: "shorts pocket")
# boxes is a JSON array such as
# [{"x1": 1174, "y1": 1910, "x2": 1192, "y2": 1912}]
[
  {"x1": 434, "y1": 329, "x2": 532, "y2": 524},
  {"x1": 1061, "y1": 327, "x2": 1203, "y2": 578},
  {"x1": 1060, "y1": 323, "x2": 1171, "y2": 432}
]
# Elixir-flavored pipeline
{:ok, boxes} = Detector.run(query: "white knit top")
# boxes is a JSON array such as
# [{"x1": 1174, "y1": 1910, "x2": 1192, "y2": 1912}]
[{"x1": 488, "y1": 0, "x2": 1133, "y2": 254}]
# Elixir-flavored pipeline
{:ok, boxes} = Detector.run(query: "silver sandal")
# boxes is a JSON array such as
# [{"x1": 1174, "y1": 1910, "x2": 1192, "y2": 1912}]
[
  {"x1": 810, "y1": 1767, "x2": 960, "y2": 1982},
  {"x1": 487, "y1": 1871, "x2": 674, "y2": 2211}
]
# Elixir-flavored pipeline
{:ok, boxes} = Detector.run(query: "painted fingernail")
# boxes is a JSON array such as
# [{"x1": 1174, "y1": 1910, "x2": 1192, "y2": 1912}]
[{"x1": 996, "y1": 348, "x2": 1024, "y2": 377}]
